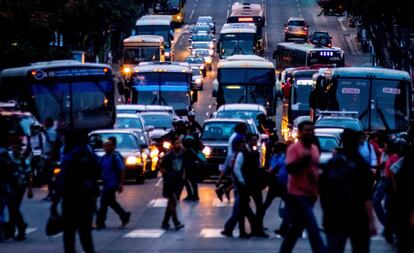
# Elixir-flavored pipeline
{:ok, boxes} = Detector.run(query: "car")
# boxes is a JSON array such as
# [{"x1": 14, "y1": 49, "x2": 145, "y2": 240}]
[
  {"x1": 189, "y1": 32, "x2": 215, "y2": 43},
  {"x1": 89, "y1": 129, "x2": 153, "y2": 183},
  {"x1": 191, "y1": 67, "x2": 204, "y2": 90},
  {"x1": 315, "y1": 113, "x2": 364, "y2": 132},
  {"x1": 189, "y1": 41, "x2": 214, "y2": 55},
  {"x1": 184, "y1": 55, "x2": 207, "y2": 77},
  {"x1": 197, "y1": 16, "x2": 216, "y2": 34},
  {"x1": 309, "y1": 31, "x2": 332, "y2": 47},
  {"x1": 191, "y1": 48, "x2": 213, "y2": 70},
  {"x1": 315, "y1": 131, "x2": 341, "y2": 165},
  {"x1": 192, "y1": 23, "x2": 212, "y2": 34},
  {"x1": 200, "y1": 118, "x2": 264, "y2": 179},
  {"x1": 284, "y1": 17, "x2": 309, "y2": 41},
  {"x1": 116, "y1": 104, "x2": 176, "y2": 115},
  {"x1": 287, "y1": 115, "x2": 311, "y2": 142},
  {"x1": 138, "y1": 112, "x2": 178, "y2": 142},
  {"x1": 213, "y1": 104, "x2": 267, "y2": 127},
  {"x1": 115, "y1": 114, "x2": 145, "y2": 130}
]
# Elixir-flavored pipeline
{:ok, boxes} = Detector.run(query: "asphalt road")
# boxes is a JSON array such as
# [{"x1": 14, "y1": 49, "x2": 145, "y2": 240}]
[{"x1": 2, "y1": 179, "x2": 393, "y2": 253}]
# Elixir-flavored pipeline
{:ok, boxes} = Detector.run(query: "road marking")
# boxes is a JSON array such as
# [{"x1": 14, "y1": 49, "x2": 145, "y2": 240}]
[
  {"x1": 189, "y1": 9, "x2": 195, "y2": 20},
  {"x1": 155, "y1": 177, "x2": 163, "y2": 187},
  {"x1": 148, "y1": 198, "x2": 168, "y2": 207},
  {"x1": 212, "y1": 198, "x2": 234, "y2": 207},
  {"x1": 26, "y1": 227, "x2": 38, "y2": 234},
  {"x1": 200, "y1": 228, "x2": 234, "y2": 238},
  {"x1": 338, "y1": 17, "x2": 347, "y2": 31},
  {"x1": 124, "y1": 229, "x2": 165, "y2": 238}
]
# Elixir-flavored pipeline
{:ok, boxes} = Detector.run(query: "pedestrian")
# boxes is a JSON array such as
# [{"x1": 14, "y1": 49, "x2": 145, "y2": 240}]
[
  {"x1": 43, "y1": 117, "x2": 58, "y2": 200},
  {"x1": 187, "y1": 111, "x2": 202, "y2": 136},
  {"x1": 216, "y1": 123, "x2": 248, "y2": 201},
  {"x1": 160, "y1": 137, "x2": 185, "y2": 231},
  {"x1": 182, "y1": 136, "x2": 204, "y2": 201},
  {"x1": 238, "y1": 133, "x2": 268, "y2": 238},
  {"x1": 96, "y1": 137, "x2": 131, "y2": 229},
  {"x1": 5, "y1": 130, "x2": 33, "y2": 241},
  {"x1": 392, "y1": 120, "x2": 414, "y2": 253},
  {"x1": 221, "y1": 137, "x2": 255, "y2": 238},
  {"x1": 358, "y1": 131, "x2": 378, "y2": 170},
  {"x1": 320, "y1": 128, "x2": 377, "y2": 253},
  {"x1": 279, "y1": 120, "x2": 326, "y2": 253},
  {"x1": 51, "y1": 131, "x2": 101, "y2": 253},
  {"x1": 0, "y1": 125, "x2": 13, "y2": 242}
]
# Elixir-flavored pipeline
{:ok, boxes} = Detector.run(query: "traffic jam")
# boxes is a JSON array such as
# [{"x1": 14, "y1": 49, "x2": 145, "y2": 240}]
[{"x1": 0, "y1": 0, "x2": 413, "y2": 252}]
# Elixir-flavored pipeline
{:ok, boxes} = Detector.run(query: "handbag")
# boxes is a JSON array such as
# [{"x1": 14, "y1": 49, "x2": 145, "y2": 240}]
[{"x1": 45, "y1": 214, "x2": 63, "y2": 236}]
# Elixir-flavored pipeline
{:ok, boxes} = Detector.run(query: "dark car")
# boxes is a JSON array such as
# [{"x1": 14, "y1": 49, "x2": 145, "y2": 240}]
[
  {"x1": 315, "y1": 115, "x2": 364, "y2": 132},
  {"x1": 138, "y1": 112, "x2": 177, "y2": 142},
  {"x1": 115, "y1": 114, "x2": 145, "y2": 130},
  {"x1": 200, "y1": 118, "x2": 263, "y2": 179},
  {"x1": 185, "y1": 55, "x2": 207, "y2": 77},
  {"x1": 192, "y1": 23, "x2": 212, "y2": 35},
  {"x1": 309, "y1": 31, "x2": 332, "y2": 47},
  {"x1": 89, "y1": 129, "x2": 153, "y2": 183}
]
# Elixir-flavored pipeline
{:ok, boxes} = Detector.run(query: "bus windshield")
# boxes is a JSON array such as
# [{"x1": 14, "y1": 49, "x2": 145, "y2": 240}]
[
  {"x1": 332, "y1": 78, "x2": 410, "y2": 131},
  {"x1": 220, "y1": 84, "x2": 273, "y2": 106},
  {"x1": 134, "y1": 72, "x2": 189, "y2": 86},
  {"x1": 123, "y1": 47, "x2": 160, "y2": 64},
  {"x1": 136, "y1": 26, "x2": 171, "y2": 47},
  {"x1": 292, "y1": 78, "x2": 313, "y2": 110},
  {"x1": 31, "y1": 80, "x2": 114, "y2": 129},
  {"x1": 136, "y1": 91, "x2": 189, "y2": 108},
  {"x1": 219, "y1": 68, "x2": 274, "y2": 84},
  {"x1": 220, "y1": 34, "x2": 255, "y2": 57}
]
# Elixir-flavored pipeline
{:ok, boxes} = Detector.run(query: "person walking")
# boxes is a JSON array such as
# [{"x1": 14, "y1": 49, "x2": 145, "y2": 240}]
[
  {"x1": 160, "y1": 138, "x2": 185, "y2": 231},
  {"x1": 279, "y1": 121, "x2": 326, "y2": 253},
  {"x1": 52, "y1": 131, "x2": 101, "y2": 253},
  {"x1": 43, "y1": 117, "x2": 58, "y2": 200},
  {"x1": 0, "y1": 125, "x2": 13, "y2": 242},
  {"x1": 320, "y1": 128, "x2": 377, "y2": 253},
  {"x1": 96, "y1": 137, "x2": 131, "y2": 229},
  {"x1": 6, "y1": 131, "x2": 33, "y2": 241},
  {"x1": 234, "y1": 133, "x2": 269, "y2": 238},
  {"x1": 182, "y1": 136, "x2": 205, "y2": 201}
]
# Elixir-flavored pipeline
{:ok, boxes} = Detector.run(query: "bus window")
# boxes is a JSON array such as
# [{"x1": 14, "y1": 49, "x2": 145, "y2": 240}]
[{"x1": 291, "y1": 79, "x2": 313, "y2": 110}]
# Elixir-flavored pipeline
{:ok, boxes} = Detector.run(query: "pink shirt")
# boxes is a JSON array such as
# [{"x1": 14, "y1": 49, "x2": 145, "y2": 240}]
[
  {"x1": 384, "y1": 153, "x2": 399, "y2": 178},
  {"x1": 286, "y1": 142, "x2": 320, "y2": 198}
]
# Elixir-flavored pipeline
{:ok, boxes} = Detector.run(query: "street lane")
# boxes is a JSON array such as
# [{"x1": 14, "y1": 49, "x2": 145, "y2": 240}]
[{"x1": 4, "y1": 179, "x2": 393, "y2": 253}]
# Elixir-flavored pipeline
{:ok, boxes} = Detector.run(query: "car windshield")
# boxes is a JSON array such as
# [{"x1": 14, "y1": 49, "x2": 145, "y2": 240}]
[
  {"x1": 198, "y1": 17, "x2": 212, "y2": 23},
  {"x1": 116, "y1": 109, "x2": 138, "y2": 115},
  {"x1": 317, "y1": 136, "x2": 339, "y2": 152},
  {"x1": 185, "y1": 57, "x2": 204, "y2": 64},
  {"x1": 191, "y1": 34, "x2": 213, "y2": 41},
  {"x1": 193, "y1": 26, "x2": 211, "y2": 33},
  {"x1": 89, "y1": 133, "x2": 139, "y2": 150},
  {"x1": 115, "y1": 117, "x2": 144, "y2": 130},
  {"x1": 140, "y1": 114, "x2": 173, "y2": 129},
  {"x1": 123, "y1": 47, "x2": 160, "y2": 64},
  {"x1": 192, "y1": 43, "x2": 210, "y2": 49},
  {"x1": 315, "y1": 118, "x2": 363, "y2": 131},
  {"x1": 216, "y1": 110, "x2": 262, "y2": 125},
  {"x1": 193, "y1": 49, "x2": 210, "y2": 56},
  {"x1": 288, "y1": 20, "x2": 305, "y2": 26},
  {"x1": 192, "y1": 68, "x2": 202, "y2": 75},
  {"x1": 201, "y1": 122, "x2": 253, "y2": 141}
]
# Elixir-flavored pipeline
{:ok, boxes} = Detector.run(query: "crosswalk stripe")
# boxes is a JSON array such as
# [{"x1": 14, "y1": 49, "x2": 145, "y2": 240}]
[
  {"x1": 148, "y1": 198, "x2": 168, "y2": 207},
  {"x1": 123, "y1": 229, "x2": 165, "y2": 238}
]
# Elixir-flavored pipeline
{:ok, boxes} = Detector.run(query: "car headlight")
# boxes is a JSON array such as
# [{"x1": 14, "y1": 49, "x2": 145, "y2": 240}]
[
  {"x1": 164, "y1": 51, "x2": 170, "y2": 57},
  {"x1": 53, "y1": 168, "x2": 61, "y2": 175},
  {"x1": 126, "y1": 156, "x2": 142, "y2": 165},
  {"x1": 195, "y1": 78, "x2": 202, "y2": 84},
  {"x1": 177, "y1": 15, "x2": 182, "y2": 20},
  {"x1": 150, "y1": 148, "x2": 159, "y2": 158},
  {"x1": 200, "y1": 65, "x2": 205, "y2": 70},
  {"x1": 163, "y1": 141, "x2": 171, "y2": 150},
  {"x1": 205, "y1": 57, "x2": 212, "y2": 64},
  {"x1": 122, "y1": 67, "x2": 131, "y2": 75},
  {"x1": 202, "y1": 146, "x2": 211, "y2": 158},
  {"x1": 209, "y1": 49, "x2": 214, "y2": 55}
]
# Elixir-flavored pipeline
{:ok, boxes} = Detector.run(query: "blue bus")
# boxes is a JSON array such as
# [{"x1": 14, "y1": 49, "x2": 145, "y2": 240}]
[{"x1": 0, "y1": 60, "x2": 116, "y2": 130}]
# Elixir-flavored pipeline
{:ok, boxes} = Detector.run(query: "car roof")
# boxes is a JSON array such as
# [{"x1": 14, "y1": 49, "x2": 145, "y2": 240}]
[
  {"x1": 116, "y1": 114, "x2": 141, "y2": 119},
  {"x1": 326, "y1": 67, "x2": 411, "y2": 81},
  {"x1": 315, "y1": 128, "x2": 344, "y2": 135},
  {"x1": 217, "y1": 103, "x2": 267, "y2": 113},
  {"x1": 89, "y1": 129, "x2": 137, "y2": 135},
  {"x1": 116, "y1": 104, "x2": 174, "y2": 111},
  {"x1": 203, "y1": 118, "x2": 251, "y2": 124},
  {"x1": 138, "y1": 112, "x2": 173, "y2": 116},
  {"x1": 288, "y1": 17, "x2": 305, "y2": 22}
]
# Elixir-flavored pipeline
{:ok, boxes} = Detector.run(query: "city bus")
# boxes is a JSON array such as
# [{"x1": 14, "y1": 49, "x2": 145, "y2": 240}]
[
  {"x1": 227, "y1": 2, "x2": 265, "y2": 39},
  {"x1": 273, "y1": 42, "x2": 345, "y2": 70},
  {"x1": 212, "y1": 55, "x2": 277, "y2": 116},
  {"x1": 121, "y1": 35, "x2": 165, "y2": 78},
  {"x1": 153, "y1": 0, "x2": 186, "y2": 25},
  {"x1": 313, "y1": 67, "x2": 412, "y2": 133},
  {"x1": 217, "y1": 23, "x2": 262, "y2": 59},
  {"x1": 128, "y1": 62, "x2": 197, "y2": 116},
  {"x1": 135, "y1": 15, "x2": 174, "y2": 61},
  {"x1": 0, "y1": 60, "x2": 115, "y2": 130}
]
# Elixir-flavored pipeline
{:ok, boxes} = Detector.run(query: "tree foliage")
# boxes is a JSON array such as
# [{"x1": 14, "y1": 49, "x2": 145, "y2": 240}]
[{"x1": 0, "y1": 0, "x2": 144, "y2": 69}]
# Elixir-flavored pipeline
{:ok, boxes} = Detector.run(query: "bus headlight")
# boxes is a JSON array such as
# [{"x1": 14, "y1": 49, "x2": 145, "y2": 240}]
[
  {"x1": 202, "y1": 146, "x2": 211, "y2": 158},
  {"x1": 126, "y1": 156, "x2": 142, "y2": 165}
]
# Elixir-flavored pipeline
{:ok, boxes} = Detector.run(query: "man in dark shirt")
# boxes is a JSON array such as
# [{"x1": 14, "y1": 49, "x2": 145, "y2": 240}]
[{"x1": 96, "y1": 137, "x2": 131, "y2": 229}]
